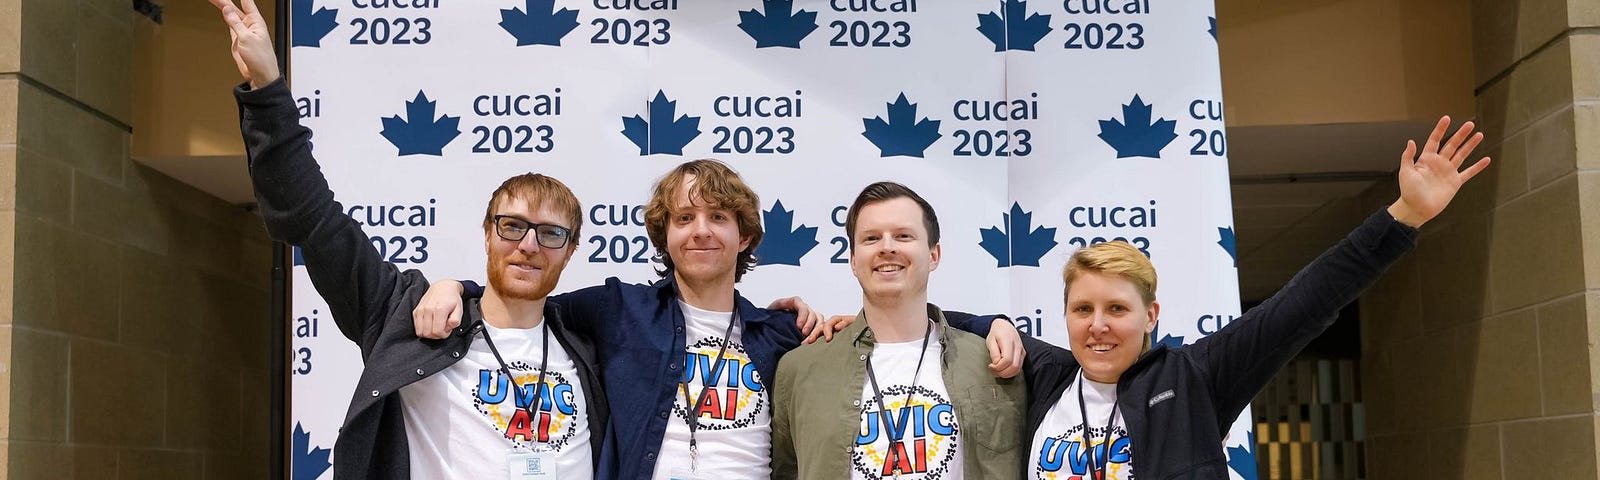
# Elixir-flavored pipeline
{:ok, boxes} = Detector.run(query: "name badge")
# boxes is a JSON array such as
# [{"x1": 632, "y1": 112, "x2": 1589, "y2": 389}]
[
  {"x1": 506, "y1": 450, "x2": 557, "y2": 480},
  {"x1": 668, "y1": 467, "x2": 711, "y2": 480}
]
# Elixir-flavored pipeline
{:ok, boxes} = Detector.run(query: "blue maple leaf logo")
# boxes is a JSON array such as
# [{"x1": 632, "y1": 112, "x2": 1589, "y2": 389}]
[
  {"x1": 738, "y1": 0, "x2": 819, "y2": 48},
  {"x1": 1097, "y1": 94, "x2": 1178, "y2": 158},
  {"x1": 978, "y1": 203, "x2": 1057, "y2": 267},
  {"x1": 1217, "y1": 226, "x2": 1237, "y2": 267},
  {"x1": 291, "y1": 0, "x2": 339, "y2": 48},
  {"x1": 976, "y1": 0, "x2": 1053, "y2": 52},
  {"x1": 1150, "y1": 318, "x2": 1185, "y2": 350},
  {"x1": 292, "y1": 423, "x2": 332, "y2": 480},
  {"x1": 754, "y1": 200, "x2": 819, "y2": 266},
  {"x1": 500, "y1": 0, "x2": 581, "y2": 46},
  {"x1": 621, "y1": 90, "x2": 702, "y2": 156},
  {"x1": 862, "y1": 93, "x2": 942, "y2": 158},
  {"x1": 380, "y1": 91, "x2": 462, "y2": 156},
  {"x1": 1227, "y1": 431, "x2": 1259, "y2": 480},
  {"x1": 1208, "y1": 16, "x2": 1218, "y2": 40}
]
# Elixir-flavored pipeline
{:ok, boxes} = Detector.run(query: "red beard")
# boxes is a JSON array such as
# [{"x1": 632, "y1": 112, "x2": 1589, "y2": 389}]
[{"x1": 487, "y1": 255, "x2": 559, "y2": 301}]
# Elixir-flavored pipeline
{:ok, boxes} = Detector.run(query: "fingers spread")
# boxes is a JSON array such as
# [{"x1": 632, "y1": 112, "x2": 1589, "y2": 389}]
[
  {"x1": 241, "y1": 0, "x2": 263, "y2": 18},
  {"x1": 1423, "y1": 116, "x2": 1450, "y2": 155},
  {"x1": 1440, "y1": 121, "x2": 1474, "y2": 160},
  {"x1": 223, "y1": 9, "x2": 245, "y2": 30},
  {"x1": 1460, "y1": 157, "x2": 1492, "y2": 183},
  {"x1": 1400, "y1": 139, "x2": 1417, "y2": 169},
  {"x1": 1453, "y1": 132, "x2": 1484, "y2": 168}
]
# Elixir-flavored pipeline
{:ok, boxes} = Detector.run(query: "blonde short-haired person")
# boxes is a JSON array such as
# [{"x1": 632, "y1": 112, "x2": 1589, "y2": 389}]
[{"x1": 979, "y1": 116, "x2": 1490, "y2": 479}]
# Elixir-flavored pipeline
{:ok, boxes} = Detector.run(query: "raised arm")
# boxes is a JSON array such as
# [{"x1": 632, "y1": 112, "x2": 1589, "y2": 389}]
[
  {"x1": 1193, "y1": 116, "x2": 1489, "y2": 417},
  {"x1": 213, "y1": 0, "x2": 403, "y2": 345}
]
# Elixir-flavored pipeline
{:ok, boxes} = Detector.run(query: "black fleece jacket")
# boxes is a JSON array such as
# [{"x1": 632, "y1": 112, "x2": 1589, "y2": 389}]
[
  {"x1": 236, "y1": 78, "x2": 608, "y2": 479},
  {"x1": 955, "y1": 209, "x2": 1415, "y2": 479}
]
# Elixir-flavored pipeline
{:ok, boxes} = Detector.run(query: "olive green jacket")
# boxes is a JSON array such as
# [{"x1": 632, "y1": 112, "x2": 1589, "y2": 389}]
[{"x1": 771, "y1": 304, "x2": 1025, "y2": 479}]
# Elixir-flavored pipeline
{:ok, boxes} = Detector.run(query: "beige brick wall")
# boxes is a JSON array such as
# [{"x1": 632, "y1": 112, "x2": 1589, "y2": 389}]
[
  {"x1": 1362, "y1": 0, "x2": 1600, "y2": 477},
  {"x1": 0, "y1": 0, "x2": 276, "y2": 478}
]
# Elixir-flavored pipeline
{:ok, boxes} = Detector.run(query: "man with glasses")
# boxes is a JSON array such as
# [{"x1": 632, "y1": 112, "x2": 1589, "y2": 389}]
[
  {"x1": 419, "y1": 173, "x2": 1026, "y2": 480},
  {"x1": 210, "y1": 0, "x2": 605, "y2": 478}
]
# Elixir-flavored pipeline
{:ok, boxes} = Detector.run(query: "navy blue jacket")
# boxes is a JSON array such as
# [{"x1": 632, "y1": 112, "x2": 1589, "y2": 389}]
[{"x1": 468, "y1": 276, "x2": 803, "y2": 479}]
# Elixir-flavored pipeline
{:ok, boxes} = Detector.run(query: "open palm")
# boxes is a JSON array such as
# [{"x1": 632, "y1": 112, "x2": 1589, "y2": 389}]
[{"x1": 1390, "y1": 116, "x2": 1491, "y2": 227}]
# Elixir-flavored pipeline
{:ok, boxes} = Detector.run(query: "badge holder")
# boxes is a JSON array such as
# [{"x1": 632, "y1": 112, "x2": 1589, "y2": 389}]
[
  {"x1": 666, "y1": 445, "x2": 711, "y2": 480},
  {"x1": 666, "y1": 467, "x2": 710, "y2": 480},
  {"x1": 506, "y1": 445, "x2": 558, "y2": 480},
  {"x1": 484, "y1": 322, "x2": 558, "y2": 480}
]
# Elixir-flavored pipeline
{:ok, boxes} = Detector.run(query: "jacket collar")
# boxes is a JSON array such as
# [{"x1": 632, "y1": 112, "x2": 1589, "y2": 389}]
[
  {"x1": 649, "y1": 276, "x2": 777, "y2": 325},
  {"x1": 1121, "y1": 343, "x2": 1172, "y2": 378},
  {"x1": 460, "y1": 297, "x2": 565, "y2": 335},
  {"x1": 850, "y1": 303, "x2": 951, "y2": 348}
]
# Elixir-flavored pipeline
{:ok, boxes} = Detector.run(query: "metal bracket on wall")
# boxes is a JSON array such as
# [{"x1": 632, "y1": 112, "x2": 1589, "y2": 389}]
[{"x1": 133, "y1": 0, "x2": 163, "y2": 24}]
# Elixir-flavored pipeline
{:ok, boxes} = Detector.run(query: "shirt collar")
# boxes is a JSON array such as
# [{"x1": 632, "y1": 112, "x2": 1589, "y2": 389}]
[
  {"x1": 650, "y1": 276, "x2": 776, "y2": 325},
  {"x1": 850, "y1": 303, "x2": 951, "y2": 348}
]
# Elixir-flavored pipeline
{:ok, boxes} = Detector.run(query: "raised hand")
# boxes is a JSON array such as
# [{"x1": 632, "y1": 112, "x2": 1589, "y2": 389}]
[
  {"x1": 207, "y1": 0, "x2": 281, "y2": 89},
  {"x1": 1387, "y1": 116, "x2": 1492, "y2": 227}
]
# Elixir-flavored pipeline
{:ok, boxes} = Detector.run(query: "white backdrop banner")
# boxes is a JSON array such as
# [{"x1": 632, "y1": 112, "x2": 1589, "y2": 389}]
[{"x1": 285, "y1": 1, "x2": 1252, "y2": 479}]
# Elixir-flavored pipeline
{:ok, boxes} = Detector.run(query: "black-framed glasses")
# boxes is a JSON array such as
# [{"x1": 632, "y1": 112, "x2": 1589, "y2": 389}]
[{"x1": 492, "y1": 215, "x2": 572, "y2": 249}]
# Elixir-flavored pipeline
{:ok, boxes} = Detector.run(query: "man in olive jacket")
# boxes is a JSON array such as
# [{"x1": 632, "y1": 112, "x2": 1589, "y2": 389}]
[{"x1": 772, "y1": 182, "x2": 1024, "y2": 479}]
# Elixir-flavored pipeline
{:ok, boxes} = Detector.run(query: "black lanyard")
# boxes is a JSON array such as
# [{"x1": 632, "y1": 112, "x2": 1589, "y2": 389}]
[
  {"x1": 1076, "y1": 372, "x2": 1122, "y2": 480},
  {"x1": 678, "y1": 308, "x2": 740, "y2": 472},
  {"x1": 479, "y1": 321, "x2": 551, "y2": 450},
  {"x1": 863, "y1": 318, "x2": 935, "y2": 476}
]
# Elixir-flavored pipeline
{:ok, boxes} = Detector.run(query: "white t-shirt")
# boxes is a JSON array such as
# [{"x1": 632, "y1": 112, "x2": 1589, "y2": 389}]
[
  {"x1": 650, "y1": 301, "x2": 773, "y2": 480},
  {"x1": 851, "y1": 328, "x2": 964, "y2": 480},
  {"x1": 399, "y1": 321, "x2": 593, "y2": 479},
  {"x1": 1029, "y1": 376, "x2": 1134, "y2": 480}
]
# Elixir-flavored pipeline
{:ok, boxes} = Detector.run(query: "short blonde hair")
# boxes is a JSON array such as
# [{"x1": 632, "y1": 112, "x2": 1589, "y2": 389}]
[{"x1": 1063, "y1": 241, "x2": 1158, "y2": 350}]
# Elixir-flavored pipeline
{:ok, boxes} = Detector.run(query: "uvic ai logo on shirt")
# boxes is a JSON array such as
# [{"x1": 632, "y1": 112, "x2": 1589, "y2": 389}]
[
  {"x1": 853, "y1": 388, "x2": 960, "y2": 479},
  {"x1": 1036, "y1": 424, "x2": 1134, "y2": 480},
  {"x1": 673, "y1": 338, "x2": 768, "y2": 429},
  {"x1": 472, "y1": 365, "x2": 582, "y2": 450}
]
